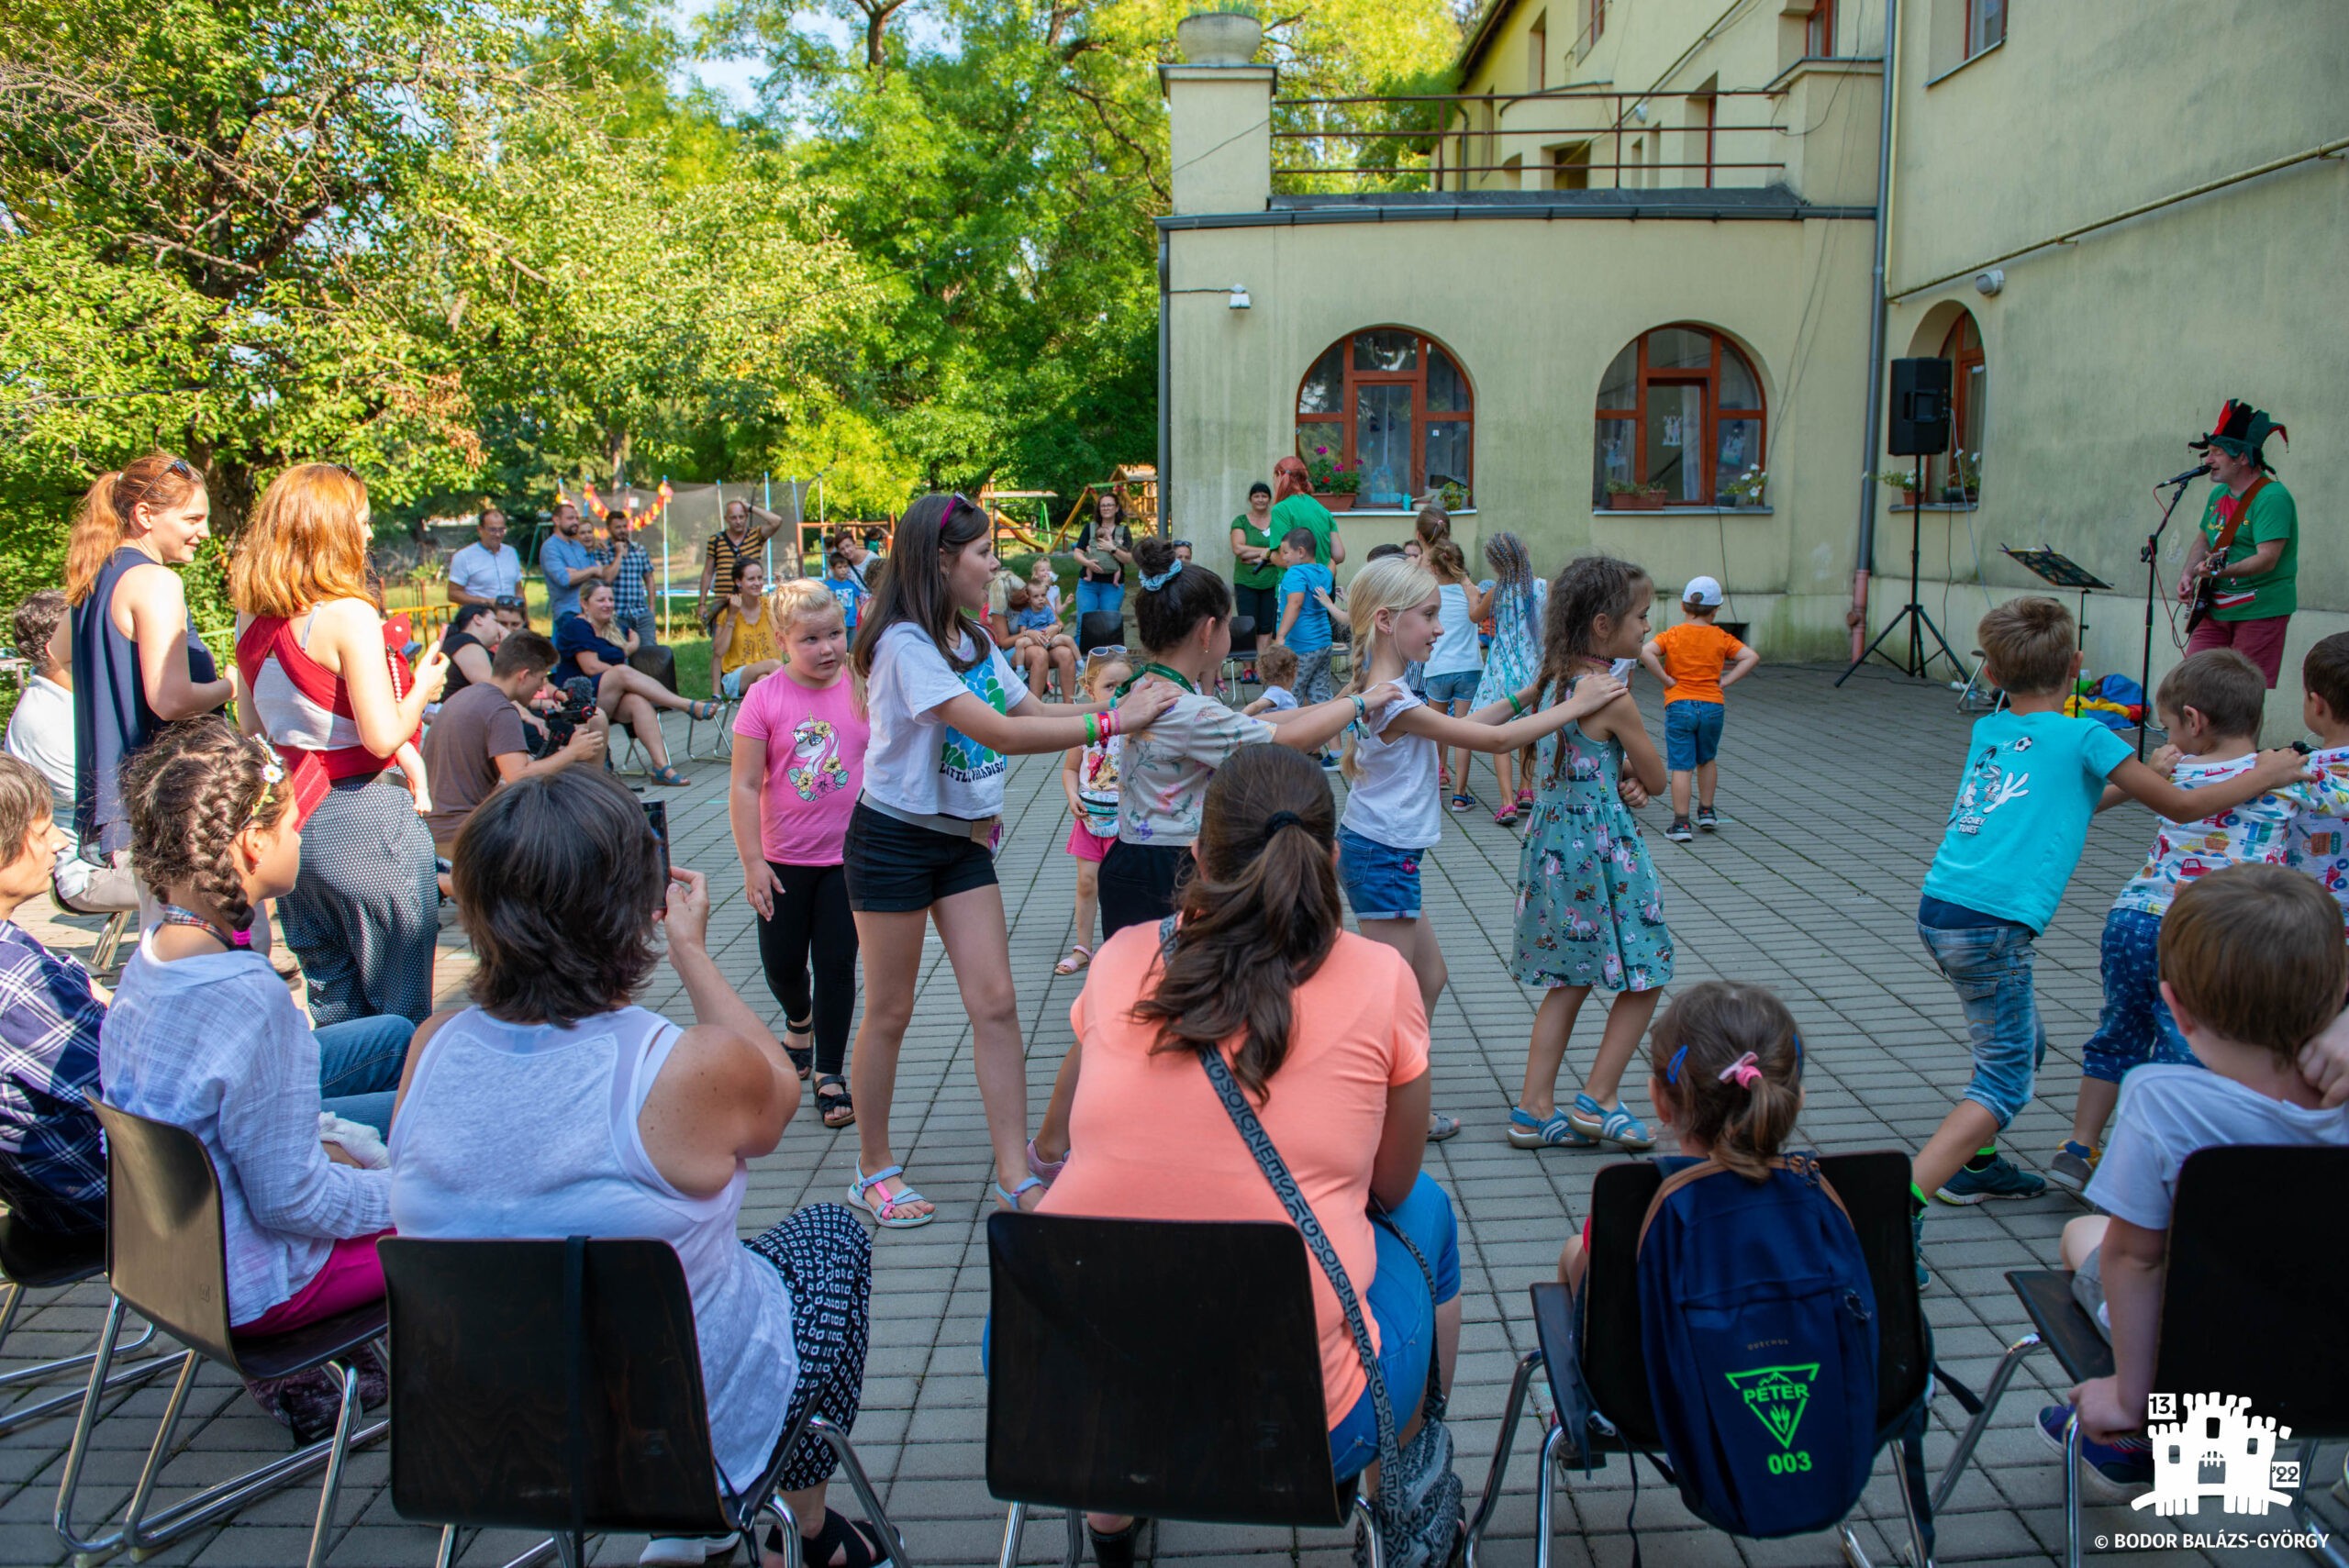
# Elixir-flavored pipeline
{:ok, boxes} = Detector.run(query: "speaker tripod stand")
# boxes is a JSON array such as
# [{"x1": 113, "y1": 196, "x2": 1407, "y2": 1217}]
[{"x1": 1837, "y1": 454, "x2": 1962, "y2": 685}]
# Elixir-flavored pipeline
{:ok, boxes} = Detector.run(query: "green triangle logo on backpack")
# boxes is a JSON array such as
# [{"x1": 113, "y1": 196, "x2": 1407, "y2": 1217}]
[{"x1": 1724, "y1": 1363, "x2": 1820, "y2": 1451}]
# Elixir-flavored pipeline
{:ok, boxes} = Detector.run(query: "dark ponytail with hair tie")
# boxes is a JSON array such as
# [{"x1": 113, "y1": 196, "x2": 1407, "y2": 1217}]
[{"x1": 1137, "y1": 745, "x2": 1340, "y2": 1104}]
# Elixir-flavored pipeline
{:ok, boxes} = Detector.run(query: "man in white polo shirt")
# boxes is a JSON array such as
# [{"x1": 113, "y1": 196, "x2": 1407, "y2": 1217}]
[{"x1": 446, "y1": 506, "x2": 524, "y2": 607}]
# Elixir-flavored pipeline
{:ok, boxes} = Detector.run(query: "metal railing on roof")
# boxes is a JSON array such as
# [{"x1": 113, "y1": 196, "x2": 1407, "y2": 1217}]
[{"x1": 1270, "y1": 87, "x2": 1787, "y2": 195}]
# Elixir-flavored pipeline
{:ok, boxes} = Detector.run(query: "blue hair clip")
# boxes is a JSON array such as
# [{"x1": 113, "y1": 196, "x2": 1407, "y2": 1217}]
[
  {"x1": 1139, "y1": 567, "x2": 1180, "y2": 592},
  {"x1": 1665, "y1": 1043, "x2": 1688, "y2": 1084}
]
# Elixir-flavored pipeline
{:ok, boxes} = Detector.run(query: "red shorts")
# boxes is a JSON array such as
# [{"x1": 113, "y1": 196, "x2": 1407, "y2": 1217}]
[
  {"x1": 1064, "y1": 820, "x2": 1114, "y2": 862},
  {"x1": 2185, "y1": 613, "x2": 2290, "y2": 686}
]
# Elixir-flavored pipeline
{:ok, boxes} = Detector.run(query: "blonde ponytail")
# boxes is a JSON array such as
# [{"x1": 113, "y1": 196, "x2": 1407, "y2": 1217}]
[{"x1": 1338, "y1": 556, "x2": 1438, "y2": 781}]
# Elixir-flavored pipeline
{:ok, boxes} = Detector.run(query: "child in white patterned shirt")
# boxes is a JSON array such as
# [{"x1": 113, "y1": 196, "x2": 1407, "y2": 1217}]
[
  {"x1": 2289, "y1": 632, "x2": 2349, "y2": 929},
  {"x1": 2057, "y1": 649, "x2": 2345, "y2": 1187}
]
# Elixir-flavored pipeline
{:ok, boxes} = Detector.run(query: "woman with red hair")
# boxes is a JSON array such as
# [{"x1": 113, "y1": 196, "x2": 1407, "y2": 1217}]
[{"x1": 1270, "y1": 455, "x2": 1346, "y2": 569}]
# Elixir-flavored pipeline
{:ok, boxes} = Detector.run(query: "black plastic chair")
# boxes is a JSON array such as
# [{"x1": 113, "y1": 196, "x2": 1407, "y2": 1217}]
[
  {"x1": 1935, "y1": 1144, "x2": 2349, "y2": 1568},
  {"x1": 380, "y1": 1236, "x2": 903, "y2": 1568},
  {"x1": 986, "y1": 1212, "x2": 1386, "y2": 1567},
  {"x1": 0, "y1": 1203, "x2": 181, "y2": 1437},
  {"x1": 1464, "y1": 1151, "x2": 1934, "y2": 1568},
  {"x1": 53, "y1": 1102, "x2": 389, "y2": 1568},
  {"x1": 1215, "y1": 615, "x2": 1258, "y2": 704},
  {"x1": 1077, "y1": 609, "x2": 1125, "y2": 655}
]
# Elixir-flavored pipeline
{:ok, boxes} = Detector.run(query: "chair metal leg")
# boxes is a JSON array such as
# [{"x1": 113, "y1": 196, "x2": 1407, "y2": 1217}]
[
  {"x1": 2062, "y1": 1407, "x2": 2084, "y2": 1568},
  {"x1": 807, "y1": 1415, "x2": 911, "y2": 1566},
  {"x1": 997, "y1": 1502, "x2": 1027, "y2": 1568},
  {"x1": 434, "y1": 1524, "x2": 461, "y2": 1568},
  {"x1": 769, "y1": 1496, "x2": 803, "y2": 1568},
  {"x1": 0, "y1": 1294, "x2": 160, "y2": 1393},
  {"x1": 1892, "y1": 1423, "x2": 1934, "y2": 1568},
  {"x1": 1930, "y1": 1330, "x2": 2042, "y2": 1515},
  {"x1": 303, "y1": 1362, "x2": 363, "y2": 1568},
  {"x1": 1464, "y1": 1349, "x2": 1542, "y2": 1568},
  {"x1": 1353, "y1": 1491, "x2": 1383, "y2": 1568},
  {"x1": 53, "y1": 1295, "x2": 132, "y2": 1560},
  {"x1": 92, "y1": 909, "x2": 132, "y2": 971},
  {"x1": 1532, "y1": 1421, "x2": 1562, "y2": 1568},
  {"x1": 2291, "y1": 1439, "x2": 2349, "y2": 1568},
  {"x1": 1061, "y1": 1507, "x2": 1083, "y2": 1568}
]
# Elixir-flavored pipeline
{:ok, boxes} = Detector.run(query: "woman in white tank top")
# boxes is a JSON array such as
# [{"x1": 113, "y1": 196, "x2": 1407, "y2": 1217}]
[{"x1": 388, "y1": 768, "x2": 891, "y2": 1568}]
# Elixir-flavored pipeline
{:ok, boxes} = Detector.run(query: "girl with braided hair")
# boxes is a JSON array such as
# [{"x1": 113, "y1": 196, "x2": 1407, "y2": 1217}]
[{"x1": 98, "y1": 718, "x2": 415, "y2": 1436}]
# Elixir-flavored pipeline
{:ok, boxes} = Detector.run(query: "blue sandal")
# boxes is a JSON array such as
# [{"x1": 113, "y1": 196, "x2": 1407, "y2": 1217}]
[
  {"x1": 994, "y1": 1175, "x2": 1045, "y2": 1211},
  {"x1": 1566, "y1": 1093, "x2": 1655, "y2": 1151},
  {"x1": 1508, "y1": 1106, "x2": 1597, "y2": 1149},
  {"x1": 848, "y1": 1164, "x2": 934, "y2": 1229}
]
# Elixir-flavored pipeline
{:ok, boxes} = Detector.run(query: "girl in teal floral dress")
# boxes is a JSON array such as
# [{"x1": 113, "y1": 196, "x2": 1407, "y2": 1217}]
[{"x1": 1509, "y1": 556, "x2": 1673, "y2": 1152}]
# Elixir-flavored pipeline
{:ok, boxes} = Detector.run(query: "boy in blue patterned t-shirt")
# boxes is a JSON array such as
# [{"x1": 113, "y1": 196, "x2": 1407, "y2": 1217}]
[{"x1": 1908, "y1": 599, "x2": 2306, "y2": 1287}]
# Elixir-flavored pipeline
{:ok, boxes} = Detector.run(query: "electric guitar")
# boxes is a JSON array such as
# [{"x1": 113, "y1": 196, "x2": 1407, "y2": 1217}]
[{"x1": 2184, "y1": 476, "x2": 2266, "y2": 635}]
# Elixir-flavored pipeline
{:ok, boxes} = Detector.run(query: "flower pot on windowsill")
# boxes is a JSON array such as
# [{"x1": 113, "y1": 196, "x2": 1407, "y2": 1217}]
[
  {"x1": 1609, "y1": 492, "x2": 1665, "y2": 512},
  {"x1": 1313, "y1": 491, "x2": 1358, "y2": 512},
  {"x1": 1899, "y1": 489, "x2": 1920, "y2": 507}
]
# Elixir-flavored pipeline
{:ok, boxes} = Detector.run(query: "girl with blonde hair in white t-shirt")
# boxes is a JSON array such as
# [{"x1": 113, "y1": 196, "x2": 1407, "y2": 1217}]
[
  {"x1": 1336, "y1": 557, "x2": 1626, "y2": 1140},
  {"x1": 839, "y1": 495, "x2": 1175, "y2": 1228}
]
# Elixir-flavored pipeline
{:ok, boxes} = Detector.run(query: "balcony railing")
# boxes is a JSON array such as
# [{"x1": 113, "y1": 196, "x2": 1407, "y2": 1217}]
[{"x1": 1270, "y1": 88, "x2": 1787, "y2": 196}]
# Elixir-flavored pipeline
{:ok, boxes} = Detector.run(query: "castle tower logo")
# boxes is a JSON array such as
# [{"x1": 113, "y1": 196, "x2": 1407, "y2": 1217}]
[{"x1": 2137, "y1": 1393, "x2": 2299, "y2": 1517}]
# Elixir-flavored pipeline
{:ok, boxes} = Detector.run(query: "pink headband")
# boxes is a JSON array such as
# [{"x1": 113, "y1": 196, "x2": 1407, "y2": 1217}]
[{"x1": 1717, "y1": 1051, "x2": 1763, "y2": 1089}]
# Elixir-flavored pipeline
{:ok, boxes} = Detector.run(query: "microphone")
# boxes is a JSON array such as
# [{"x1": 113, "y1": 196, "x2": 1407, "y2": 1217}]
[{"x1": 2160, "y1": 462, "x2": 2210, "y2": 487}]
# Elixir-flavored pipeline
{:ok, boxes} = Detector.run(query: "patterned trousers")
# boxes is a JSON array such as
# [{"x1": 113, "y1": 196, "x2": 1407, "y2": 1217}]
[
  {"x1": 742, "y1": 1203, "x2": 874, "y2": 1493},
  {"x1": 277, "y1": 775, "x2": 439, "y2": 1025}
]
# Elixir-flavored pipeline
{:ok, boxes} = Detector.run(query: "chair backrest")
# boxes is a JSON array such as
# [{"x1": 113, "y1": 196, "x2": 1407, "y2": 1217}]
[
  {"x1": 985, "y1": 1212, "x2": 1346, "y2": 1528},
  {"x1": 1077, "y1": 610, "x2": 1125, "y2": 653},
  {"x1": 2156, "y1": 1144, "x2": 2349, "y2": 1436},
  {"x1": 378, "y1": 1237, "x2": 731, "y2": 1537},
  {"x1": 1580, "y1": 1151, "x2": 1928, "y2": 1451},
  {"x1": 90, "y1": 1100, "x2": 241, "y2": 1366},
  {"x1": 628, "y1": 645, "x2": 680, "y2": 696},
  {"x1": 1226, "y1": 615, "x2": 1258, "y2": 657}
]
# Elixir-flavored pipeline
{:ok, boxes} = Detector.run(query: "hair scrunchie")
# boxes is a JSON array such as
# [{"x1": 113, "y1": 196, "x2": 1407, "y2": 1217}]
[
  {"x1": 1262, "y1": 810, "x2": 1304, "y2": 834},
  {"x1": 1717, "y1": 1051, "x2": 1764, "y2": 1089},
  {"x1": 1139, "y1": 566, "x2": 1180, "y2": 592}
]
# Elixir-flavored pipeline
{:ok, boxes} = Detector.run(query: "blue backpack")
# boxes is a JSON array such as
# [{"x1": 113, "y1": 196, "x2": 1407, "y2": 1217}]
[{"x1": 1634, "y1": 1154, "x2": 1879, "y2": 1538}]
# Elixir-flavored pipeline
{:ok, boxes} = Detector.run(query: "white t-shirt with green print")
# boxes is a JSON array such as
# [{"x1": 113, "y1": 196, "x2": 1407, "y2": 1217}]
[{"x1": 863, "y1": 621, "x2": 1026, "y2": 819}]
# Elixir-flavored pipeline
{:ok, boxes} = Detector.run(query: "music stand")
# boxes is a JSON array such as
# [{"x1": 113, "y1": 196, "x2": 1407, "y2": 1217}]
[{"x1": 2002, "y1": 546, "x2": 2109, "y2": 650}]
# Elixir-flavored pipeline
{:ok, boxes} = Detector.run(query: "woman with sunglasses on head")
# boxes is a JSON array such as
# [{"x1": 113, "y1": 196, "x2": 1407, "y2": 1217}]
[
  {"x1": 229, "y1": 464, "x2": 450, "y2": 1026},
  {"x1": 840, "y1": 494, "x2": 1177, "y2": 1229},
  {"x1": 65, "y1": 452, "x2": 238, "y2": 904}
]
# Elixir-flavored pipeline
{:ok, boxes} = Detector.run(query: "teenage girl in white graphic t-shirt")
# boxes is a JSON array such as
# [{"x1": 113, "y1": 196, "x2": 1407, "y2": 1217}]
[{"x1": 840, "y1": 495, "x2": 1174, "y2": 1229}]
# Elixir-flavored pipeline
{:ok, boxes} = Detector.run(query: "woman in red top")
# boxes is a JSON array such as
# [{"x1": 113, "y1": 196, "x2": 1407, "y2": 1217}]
[{"x1": 231, "y1": 464, "x2": 448, "y2": 1024}]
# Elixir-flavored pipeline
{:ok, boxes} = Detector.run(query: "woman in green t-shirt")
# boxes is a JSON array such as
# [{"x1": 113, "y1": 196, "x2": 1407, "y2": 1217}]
[
  {"x1": 1228, "y1": 480, "x2": 1282, "y2": 640},
  {"x1": 1268, "y1": 455, "x2": 1346, "y2": 568}
]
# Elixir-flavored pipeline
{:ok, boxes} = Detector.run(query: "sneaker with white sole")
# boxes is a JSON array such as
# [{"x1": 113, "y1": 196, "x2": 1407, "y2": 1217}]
[
  {"x1": 1935, "y1": 1152, "x2": 2046, "y2": 1204},
  {"x1": 1664, "y1": 817, "x2": 1694, "y2": 842},
  {"x1": 2048, "y1": 1140, "x2": 2099, "y2": 1194},
  {"x1": 1696, "y1": 805, "x2": 1719, "y2": 832},
  {"x1": 2036, "y1": 1405, "x2": 2153, "y2": 1499}
]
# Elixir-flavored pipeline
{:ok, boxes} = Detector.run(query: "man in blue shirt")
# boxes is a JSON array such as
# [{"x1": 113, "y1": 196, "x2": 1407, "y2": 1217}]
[
  {"x1": 540, "y1": 501, "x2": 618, "y2": 625},
  {"x1": 605, "y1": 509, "x2": 660, "y2": 647}
]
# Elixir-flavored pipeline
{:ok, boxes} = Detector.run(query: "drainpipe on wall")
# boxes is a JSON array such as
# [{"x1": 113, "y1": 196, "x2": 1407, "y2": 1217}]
[
  {"x1": 1851, "y1": 0, "x2": 1898, "y2": 662},
  {"x1": 1158, "y1": 236, "x2": 1172, "y2": 539}
]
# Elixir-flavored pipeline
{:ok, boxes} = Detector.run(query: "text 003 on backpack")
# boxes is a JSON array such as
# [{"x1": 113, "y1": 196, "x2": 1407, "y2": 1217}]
[{"x1": 1634, "y1": 1153, "x2": 1877, "y2": 1537}]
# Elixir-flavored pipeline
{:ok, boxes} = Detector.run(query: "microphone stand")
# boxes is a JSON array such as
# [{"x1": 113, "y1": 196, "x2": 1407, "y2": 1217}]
[{"x1": 2136, "y1": 473, "x2": 2200, "y2": 759}]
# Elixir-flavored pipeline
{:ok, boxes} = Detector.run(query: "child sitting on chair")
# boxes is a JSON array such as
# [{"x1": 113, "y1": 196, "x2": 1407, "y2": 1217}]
[
  {"x1": 1557, "y1": 979, "x2": 1804, "y2": 1290},
  {"x1": 2046, "y1": 863, "x2": 2349, "y2": 1494}
]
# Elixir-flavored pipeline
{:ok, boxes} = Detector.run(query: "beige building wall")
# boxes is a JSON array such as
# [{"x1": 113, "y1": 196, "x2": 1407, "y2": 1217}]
[{"x1": 1164, "y1": 0, "x2": 2346, "y2": 735}]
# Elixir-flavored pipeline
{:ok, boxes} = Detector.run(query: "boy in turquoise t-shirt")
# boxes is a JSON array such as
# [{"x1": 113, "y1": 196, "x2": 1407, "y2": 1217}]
[{"x1": 1909, "y1": 597, "x2": 2307, "y2": 1286}]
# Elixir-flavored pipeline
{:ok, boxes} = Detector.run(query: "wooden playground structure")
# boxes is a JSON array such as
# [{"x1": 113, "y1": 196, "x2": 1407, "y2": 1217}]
[{"x1": 978, "y1": 464, "x2": 1159, "y2": 558}]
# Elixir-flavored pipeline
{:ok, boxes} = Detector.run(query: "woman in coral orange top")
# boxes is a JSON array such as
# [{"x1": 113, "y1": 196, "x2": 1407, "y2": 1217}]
[{"x1": 1037, "y1": 742, "x2": 1462, "y2": 1565}]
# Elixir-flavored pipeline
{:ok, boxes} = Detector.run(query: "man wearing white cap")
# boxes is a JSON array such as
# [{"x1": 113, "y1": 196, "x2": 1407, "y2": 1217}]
[{"x1": 1640, "y1": 575, "x2": 1759, "y2": 842}]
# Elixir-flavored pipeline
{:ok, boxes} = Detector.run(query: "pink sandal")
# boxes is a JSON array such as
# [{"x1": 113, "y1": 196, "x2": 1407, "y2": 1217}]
[{"x1": 1053, "y1": 944, "x2": 1093, "y2": 976}]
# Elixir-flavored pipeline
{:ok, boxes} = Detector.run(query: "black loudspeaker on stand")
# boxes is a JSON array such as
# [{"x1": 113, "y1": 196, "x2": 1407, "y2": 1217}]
[{"x1": 1839, "y1": 359, "x2": 1962, "y2": 685}]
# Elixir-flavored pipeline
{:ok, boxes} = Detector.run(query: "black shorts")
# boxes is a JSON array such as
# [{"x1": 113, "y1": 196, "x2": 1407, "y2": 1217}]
[
  {"x1": 843, "y1": 801, "x2": 997, "y2": 913},
  {"x1": 1098, "y1": 840, "x2": 1192, "y2": 938}
]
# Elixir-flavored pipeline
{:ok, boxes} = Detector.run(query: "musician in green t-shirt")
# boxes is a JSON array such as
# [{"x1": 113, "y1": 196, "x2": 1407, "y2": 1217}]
[{"x1": 2178, "y1": 398, "x2": 2296, "y2": 686}]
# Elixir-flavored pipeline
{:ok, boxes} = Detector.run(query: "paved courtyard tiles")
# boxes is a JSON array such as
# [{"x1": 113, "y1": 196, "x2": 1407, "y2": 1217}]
[{"x1": 3, "y1": 665, "x2": 2341, "y2": 1566}]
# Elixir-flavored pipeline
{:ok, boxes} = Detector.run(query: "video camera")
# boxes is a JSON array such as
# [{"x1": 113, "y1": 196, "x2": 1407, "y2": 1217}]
[{"x1": 534, "y1": 675, "x2": 599, "y2": 756}]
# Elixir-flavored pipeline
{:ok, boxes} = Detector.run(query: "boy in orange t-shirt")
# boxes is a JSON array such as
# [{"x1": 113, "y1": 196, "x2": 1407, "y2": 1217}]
[{"x1": 1641, "y1": 575, "x2": 1759, "y2": 842}]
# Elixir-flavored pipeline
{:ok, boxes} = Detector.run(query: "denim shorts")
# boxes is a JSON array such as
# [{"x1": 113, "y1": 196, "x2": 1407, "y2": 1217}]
[
  {"x1": 1327, "y1": 1173, "x2": 1463, "y2": 1483},
  {"x1": 1338, "y1": 827, "x2": 1423, "y2": 920},
  {"x1": 1916, "y1": 912, "x2": 2050, "y2": 1129},
  {"x1": 1664, "y1": 700, "x2": 1726, "y2": 771},
  {"x1": 2081, "y1": 906, "x2": 2199, "y2": 1084},
  {"x1": 1423, "y1": 669, "x2": 1481, "y2": 706}
]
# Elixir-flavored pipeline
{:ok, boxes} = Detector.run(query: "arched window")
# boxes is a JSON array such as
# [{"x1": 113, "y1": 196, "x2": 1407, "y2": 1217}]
[
  {"x1": 1938, "y1": 311, "x2": 1986, "y2": 501},
  {"x1": 1591, "y1": 326, "x2": 1766, "y2": 507},
  {"x1": 1296, "y1": 328, "x2": 1475, "y2": 510}
]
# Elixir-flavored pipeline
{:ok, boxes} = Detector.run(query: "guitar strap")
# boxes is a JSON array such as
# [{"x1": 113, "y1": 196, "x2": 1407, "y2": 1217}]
[{"x1": 2209, "y1": 474, "x2": 2268, "y2": 558}]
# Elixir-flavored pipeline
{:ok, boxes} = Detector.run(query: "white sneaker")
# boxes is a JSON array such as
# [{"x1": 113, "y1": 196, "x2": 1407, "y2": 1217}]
[{"x1": 640, "y1": 1537, "x2": 737, "y2": 1566}]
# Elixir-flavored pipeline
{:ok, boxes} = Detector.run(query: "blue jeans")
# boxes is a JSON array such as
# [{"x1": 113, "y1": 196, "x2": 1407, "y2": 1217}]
[
  {"x1": 2081, "y1": 906, "x2": 2198, "y2": 1084},
  {"x1": 1664, "y1": 700, "x2": 1726, "y2": 771},
  {"x1": 1916, "y1": 917, "x2": 2049, "y2": 1129},
  {"x1": 317, "y1": 1014, "x2": 417, "y2": 1136},
  {"x1": 1327, "y1": 1173, "x2": 1462, "y2": 1483},
  {"x1": 1074, "y1": 579, "x2": 1123, "y2": 636}
]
